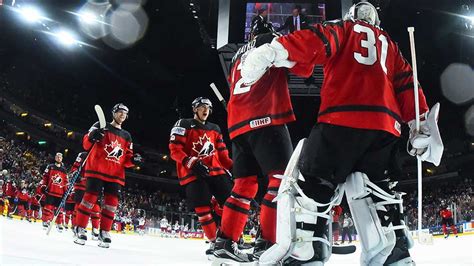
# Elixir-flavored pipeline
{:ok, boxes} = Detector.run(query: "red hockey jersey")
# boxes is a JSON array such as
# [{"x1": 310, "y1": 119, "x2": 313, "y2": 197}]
[
  {"x1": 83, "y1": 122, "x2": 134, "y2": 186},
  {"x1": 42, "y1": 163, "x2": 68, "y2": 198},
  {"x1": 30, "y1": 188, "x2": 42, "y2": 206},
  {"x1": 3, "y1": 181, "x2": 16, "y2": 198},
  {"x1": 278, "y1": 19, "x2": 429, "y2": 136},
  {"x1": 71, "y1": 152, "x2": 88, "y2": 191},
  {"x1": 169, "y1": 118, "x2": 233, "y2": 186},
  {"x1": 332, "y1": 205, "x2": 343, "y2": 222},
  {"x1": 227, "y1": 33, "x2": 313, "y2": 139},
  {"x1": 15, "y1": 189, "x2": 30, "y2": 203},
  {"x1": 440, "y1": 209, "x2": 453, "y2": 219}
]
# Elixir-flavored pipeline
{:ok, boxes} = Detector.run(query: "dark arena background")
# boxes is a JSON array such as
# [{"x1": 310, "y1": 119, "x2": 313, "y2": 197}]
[{"x1": 0, "y1": 0, "x2": 472, "y2": 265}]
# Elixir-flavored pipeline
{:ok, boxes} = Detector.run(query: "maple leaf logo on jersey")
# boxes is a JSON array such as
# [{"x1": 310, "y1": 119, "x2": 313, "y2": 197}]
[
  {"x1": 192, "y1": 134, "x2": 215, "y2": 158},
  {"x1": 104, "y1": 140, "x2": 123, "y2": 164},
  {"x1": 52, "y1": 174, "x2": 62, "y2": 184}
]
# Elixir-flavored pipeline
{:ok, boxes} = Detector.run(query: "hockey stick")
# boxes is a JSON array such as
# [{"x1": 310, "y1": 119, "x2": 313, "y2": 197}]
[
  {"x1": 209, "y1": 83, "x2": 227, "y2": 111},
  {"x1": 46, "y1": 105, "x2": 106, "y2": 235},
  {"x1": 407, "y1": 27, "x2": 425, "y2": 242}
]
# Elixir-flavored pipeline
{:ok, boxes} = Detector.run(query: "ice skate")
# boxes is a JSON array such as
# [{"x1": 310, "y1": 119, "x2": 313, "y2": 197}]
[
  {"x1": 91, "y1": 228, "x2": 99, "y2": 241},
  {"x1": 98, "y1": 230, "x2": 111, "y2": 248},
  {"x1": 74, "y1": 227, "x2": 87, "y2": 245}
]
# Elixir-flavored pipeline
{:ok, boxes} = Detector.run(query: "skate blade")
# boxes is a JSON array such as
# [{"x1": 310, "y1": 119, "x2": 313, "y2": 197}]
[
  {"x1": 211, "y1": 258, "x2": 257, "y2": 266},
  {"x1": 74, "y1": 239, "x2": 86, "y2": 245},
  {"x1": 98, "y1": 242, "x2": 110, "y2": 248}
]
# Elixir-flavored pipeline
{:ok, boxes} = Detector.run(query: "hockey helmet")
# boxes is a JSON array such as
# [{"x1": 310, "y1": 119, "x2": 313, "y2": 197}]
[
  {"x1": 112, "y1": 103, "x2": 129, "y2": 115},
  {"x1": 345, "y1": 1, "x2": 380, "y2": 26},
  {"x1": 191, "y1": 97, "x2": 213, "y2": 112}
]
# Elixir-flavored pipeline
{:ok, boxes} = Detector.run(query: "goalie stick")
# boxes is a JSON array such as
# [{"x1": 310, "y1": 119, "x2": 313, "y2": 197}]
[
  {"x1": 46, "y1": 105, "x2": 106, "y2": 235},
  {"x1": 209, "y1": 83, "x2": 355, "y2": 256}
]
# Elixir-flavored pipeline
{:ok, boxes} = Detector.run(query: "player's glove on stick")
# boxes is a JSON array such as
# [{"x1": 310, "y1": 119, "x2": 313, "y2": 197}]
[
  {"x1": 241, "y1": 38, "x2": 295, "y2": 85},
  {"x1": 408, "y1": 103, "x2": 443, "y2": 166},
  {"x1": 183, "y1": 156, "x2": 210, "y2": 177},
  {"x1": 88, "y1": 128, "x2": 105, "y2": 143}
]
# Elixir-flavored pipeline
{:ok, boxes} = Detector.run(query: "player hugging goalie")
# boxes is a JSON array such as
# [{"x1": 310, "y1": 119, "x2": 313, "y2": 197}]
[{"x1": 234, "y1": 1, "x2": 444, "y2": 265}]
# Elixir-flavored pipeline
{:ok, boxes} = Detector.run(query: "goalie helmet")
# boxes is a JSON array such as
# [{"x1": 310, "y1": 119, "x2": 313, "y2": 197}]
[{"x1": 345, "y1": 1, "x2": 380, "y2": 26}]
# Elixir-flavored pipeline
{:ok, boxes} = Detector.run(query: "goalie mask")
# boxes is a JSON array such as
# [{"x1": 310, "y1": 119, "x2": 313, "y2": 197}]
[{"x1": 345, "y1": 1, "x2": 380, "y2": 26}]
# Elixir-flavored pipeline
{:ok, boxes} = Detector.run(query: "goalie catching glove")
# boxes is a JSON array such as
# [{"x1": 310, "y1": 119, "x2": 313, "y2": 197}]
[
  {"x1": 240, "y1": 38, "x2": 295, "y2": 85},
  {"x1": 407, "y1": 103, "x2": 443, "y2": 166},
  {"x1": 182, "y1": 156, "x2": 210, "y2": 177}
]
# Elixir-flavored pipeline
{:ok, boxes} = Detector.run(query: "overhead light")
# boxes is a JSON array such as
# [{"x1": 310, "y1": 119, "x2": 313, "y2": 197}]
[
  {"x1": 190, "y1": 3, "x2": 194, "y2": 6},
  {"x1": 67, "y1": 131, "x2": 74, "y2": 137},
  {"x1": 38, "y1": 140, "x2": 47, "y2": 145},
  {"x1": 20, "y1": 112, "x2": 28, "y2": 117},
  {"x1": 64, "y1": 148, "x2": 69, "y2": 154},
  {"x1": 20, "y1": 6, "x2": 43, "y2": 23},
  {"x1": 55, "y1": 30, "x2": 77, "y2": 46},
  {"x1": 79, "y1": 11, "x2": 97, "y2": 24},
  {"x1": 194, "y1": 15, "x2": 198, "y2": 19},
  {"x1": 192, "y1": 10, "x2": 196, "y2": 13},
  {"x1": 426, "y1": 168, "x2": 434, "y2": 174},
  {"x1": 135, "y1": 166, "x2": 141, "y2": 171},
  {"x1": 162, "y1": 155, "x2": 168, "y2": 160},
  {"x1": 16, "y1": 131, "x2": 25, "y2": 136},
  {"x1": 44, "y1": 122, "x2": 52, "y2": 127}
]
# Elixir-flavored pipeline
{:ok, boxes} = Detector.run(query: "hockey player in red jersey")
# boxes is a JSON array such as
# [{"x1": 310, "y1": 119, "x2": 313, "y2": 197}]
[
  {"x1": 332, "y1": 205, "x2": 343, "y2": 245},
  {"x1": 28, "y1": 185, "x2": 42, "y2": 222},
  {"x1": 440, "y1": 206, "x2": 458, "y2": 238},
  {"x1": 213, "y1": 23, "x2": 313, "y2": 263},
  {"x1": 240, "y1": 2, "x2": 443, "y2": 265},
  {"x1": 41, "y1": 152, "x2": 68, "y2": 231},
  {"x1": 74, "y1": 103, "x2": 141, "y2": 248},
  {"x1": 15, "y1": 184, "x2": 31, "y2": 220},
  {"x1": 169, "y1": 97, "x2": 233, "y2": 256},
  {"x1": 3, "y1": 175, "x2": 17, "y2": 218}
]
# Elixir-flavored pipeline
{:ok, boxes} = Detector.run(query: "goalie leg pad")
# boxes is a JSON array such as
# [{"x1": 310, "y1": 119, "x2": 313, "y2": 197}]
[
  {"x1": 259, "y1": 139, "x2": 306, "y2": 264},
  {"x1": 345, "y1": 172, "x2": 397, "y2": 266}
]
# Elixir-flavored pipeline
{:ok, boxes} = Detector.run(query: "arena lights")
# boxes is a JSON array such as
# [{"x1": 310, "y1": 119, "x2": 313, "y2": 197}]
[
  {"x1": 67, "y1": 131, "x2": 74, "y2": 137},
  {"x1": 162, "y1": 154, "x2": 168, "y2": 160},
  {"x1": 55, "y1": 30, "x2": 77, "y2": 46},
  {"x1": 20, "y1": 112, "x2": 28, "y2": 117},
  {"x1": 44, "y1": 122, "x2": 52, "y2": 127},
  {"x1": 15, "y1": 132, "x2": 25, "y2": 136},
  {"x1": 38, "y1": 140, "x2": 47, "y2": 145},
  {"x1": 19, "y1": 6, "x2": 44, "y2": 23}
]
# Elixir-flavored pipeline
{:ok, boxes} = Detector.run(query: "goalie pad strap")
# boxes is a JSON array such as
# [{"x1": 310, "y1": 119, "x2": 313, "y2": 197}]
[{"x1": 296, "y1": 221, "x2": 318, "y2": 231}]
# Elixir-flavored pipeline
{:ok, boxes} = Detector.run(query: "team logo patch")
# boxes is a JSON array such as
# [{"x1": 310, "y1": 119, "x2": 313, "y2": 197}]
[
  {"x1": 192, "y1": 133, "x2": 215, "y2": 157},
  {"x1": 52, "y1": 174, "x2": 62, "y2": 184},
  {"x1": 104, "y1": 140, "x2": 124, "y2": 164},
  {"x1": 171, "y1": 126, "x2": 186, "y2": 136},
  {"x1": 250, "y1": 117, "x2": 271, "y2": 128}
]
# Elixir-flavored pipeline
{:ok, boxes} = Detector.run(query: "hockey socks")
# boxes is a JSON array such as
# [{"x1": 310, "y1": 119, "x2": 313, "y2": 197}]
[
  {"x1": 221, "y1": 176, "x2": 258, "y2": 241},
  {"x1": 195, "y1": 205, "x2": 217, "y2": 241}
]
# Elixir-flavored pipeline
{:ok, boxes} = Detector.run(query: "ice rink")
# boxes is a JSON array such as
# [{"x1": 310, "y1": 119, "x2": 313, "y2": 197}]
[{"x1": 1, "y1": 217, "x2": 473, "y2": 265}]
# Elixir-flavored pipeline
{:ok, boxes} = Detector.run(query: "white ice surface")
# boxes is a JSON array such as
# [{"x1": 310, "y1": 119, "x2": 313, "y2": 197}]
[{"x1": 1, "y1": 217, "x2": 473, "y2": 265}]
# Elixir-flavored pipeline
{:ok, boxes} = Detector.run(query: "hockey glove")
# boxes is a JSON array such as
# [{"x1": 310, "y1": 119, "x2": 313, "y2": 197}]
[
  {"x1": 88, "y1": 128, "x2": 105, "y2": 143},
  {"x1": 182, "y1": 156, "x2": 210, "y2": 177},
  {"x1": 132, "y1": 153, "x2": 144, "y2": 166},
  {"x1": 241, "y1": 38, "x2": 295, "y2": 85},
  {"x1": 407, "y1": 103, "x2": 444, "y2": 166}
]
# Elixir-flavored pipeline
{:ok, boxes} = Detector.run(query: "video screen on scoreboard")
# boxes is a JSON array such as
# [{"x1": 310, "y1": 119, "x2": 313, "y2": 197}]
[{"x1": 244, "y1": 2, "x2": 326, "y2": 41}]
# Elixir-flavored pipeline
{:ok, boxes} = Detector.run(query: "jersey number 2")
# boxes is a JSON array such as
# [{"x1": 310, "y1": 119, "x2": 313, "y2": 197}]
[
  {"x1": 232, "y1": 62, "x2": 252, "y2": 95},
  {"x1": 353, "y1": 24, "x2": 388, "y2": 74}
]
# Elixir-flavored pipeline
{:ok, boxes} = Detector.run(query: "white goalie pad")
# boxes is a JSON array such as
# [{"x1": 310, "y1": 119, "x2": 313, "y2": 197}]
[
  {"x1": 260, "y1": 139, "x2": 344, "y2": 265},
  {"x1": 345, "y1": 172, "x2": 415, "y2": 266},
  {"x1": 259, "y1": 139, "x2": 306, "y2": 265}
]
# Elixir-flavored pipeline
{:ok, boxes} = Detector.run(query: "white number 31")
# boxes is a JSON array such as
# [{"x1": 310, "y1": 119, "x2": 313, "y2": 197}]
[{"x1": 353, "y1": 24, "x2": 388, "y2": 74}]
